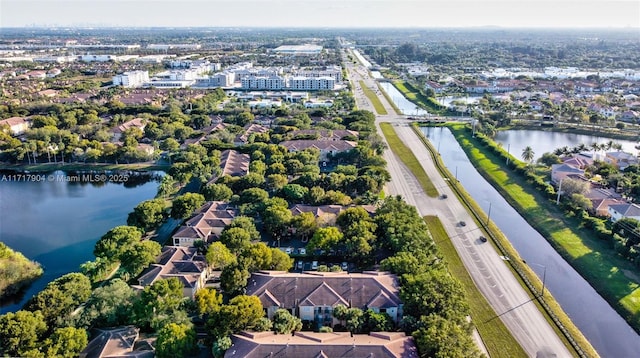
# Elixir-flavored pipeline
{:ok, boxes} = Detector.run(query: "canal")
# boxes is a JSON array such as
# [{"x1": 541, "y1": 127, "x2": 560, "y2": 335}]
[{"x1": 420, "y1": 126, "x2": 640, "y2": 357}]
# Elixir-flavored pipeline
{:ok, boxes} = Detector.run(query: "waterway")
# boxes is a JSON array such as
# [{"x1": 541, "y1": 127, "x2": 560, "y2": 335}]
[
  {"x1": 0, "y1": 170, "x2": 161, "y2": 314},
  {"x1": 378, "y1": 82, "x2": 432, "y2": 117},
  {"x1": 420, "y1": 126, "x2": 640, "y2": 357}
]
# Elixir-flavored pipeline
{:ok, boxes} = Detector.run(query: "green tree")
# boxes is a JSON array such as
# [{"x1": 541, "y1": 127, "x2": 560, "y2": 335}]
[
  {"x1": 363, "y1": 309, "x2": 393, "y2": 332},
  {"x1": 74, "y1": 279, "x2": 136, "y2": 329},
  {"x1": 133, "y1": 278, "x2": 186, "y2": 331},
  {"x1": 119, "y1": 240, "x2": 162, "y2": 277},
  {"x1": 194, "y1": 288, "x2": 223, "y2": 317},
  {"x1": 345, "y1": 308, "x2": 365, "y2": 334},
  {"x1": 224, "y1": 295, "x2": 264, "y2": 332},
  {"x1": 220, "y1": 263, "x2": 250, "y2": 297},
  {"x1": 401, "y1": 271, "x2": 469, "y2": 324},
  {"x1": 272, "y1": 309, "x2": 302, "y2": 334},
  {"x1": 212, "y1": 336, "x2": 232, "y2": 358},
  {"x1": 202, "y1": 183, "x2": 233, "y2": 201},
  {"x1": 171, "y1": 193, "x2": 205, "y2": 219},
  {"x1": 24, "y1": 272, "x2": 92, "y2": 326},
  {"x1": 94, "y1": 225, "x2": 142, "y2": 260},
  {"x1": 42, "y1": 327, "x2": 88, "y2": 358},
  {"x1": 155, "y1": 323, "x2": 197, "y2": 358},
  {"x1": 262, "y1": 202, "x2": 293, "y2": 239},
  {"x1": 206, "y1": 242, "x2": 237, "y2": 270},
  {"x1": 219, "y1": 227, "x2": 252, "y2": 254},
  {"x1": 270, "y1": 248, "x2": 294, "y2": 271},
  {"x1": 280, "y1": 184, "x2": 309, "y2": 203},
  {"x1": 0, "y1": 310, "x2": 47, "y2": 357},
  {"x1": 307, "y1": 227, "x2": 343, "y2": 251},
  {"x1": 226, "y1": 216, "x2": 261, "y2": 241},
  {"x1": 521, "y1": 146, "x2": 535, "y2": 164},
  {"x1": 127, "y1": 199, "x2": 166, "y2": 232},
  {"x1": 412, "y1": 314, "x2": 483, "y2": 358},
  {"x1": 380, "y1": 252, "x2": 423, "y2": 276}
]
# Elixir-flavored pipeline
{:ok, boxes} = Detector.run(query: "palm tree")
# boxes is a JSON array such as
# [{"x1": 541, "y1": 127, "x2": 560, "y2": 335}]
[{"x1": 522, "y1": 146, "x2": 535, "y2": 164}]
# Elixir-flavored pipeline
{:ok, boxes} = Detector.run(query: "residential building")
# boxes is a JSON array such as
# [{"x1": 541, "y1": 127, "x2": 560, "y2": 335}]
[
  {"x1": 550, "y1": 163, "x2": 584, "y2": 184},
  {"x1": 288, "y1": 76, "x2": 335, "y2": 91},
  {"x1": 0, "y1": 116, "x2": 31, "y2": 135},
  {"x1": 424, "y1": 80, "x2": 444, "y2": 94},
  {"x1": 219, "y1": 149, "x2": 250, "y2": 177},
  {"x1": 225, "y1": 331, "x2": 417, "y2": 358},
  {"x1": 606, "y1": 151, "x2": 639, "y2": 170},
  {"x1": 279, "y1": 139, "x2": 357, "y2": 161},
  {"x1": 111, "y1": 118, "x2": 146, "y2": 142},
  {"x1": 288, "y1": 129, "x2": 359, "y2": 141},
  {"x1": 112, "y1": 70, "x2": 150, "y2": 88},
  {"x1": 608, "y1": 203, "x2": 640, "y2": 222},
  {"x1": 136, "y1": 246, "x2": 209, "y2": 298},
  {"x1": 172, "y1": 201, "x2": 238, "y2": 246},
  {"x1": 295, "y1": 66, "x2": 343, "y2": 82},
  {"x1": 234, "y1": 124, "x2": 269, "y2": 146},
  {"x1": 241, "y1": 75, "x2": 286, "y2": 90},
  {"x1": 79, "y1": 326, "x2": 153, "y2": 358},
  {"x1": 584, "y1": 187, "x2": 624, "y2": 216},
  {"x1": 246, "y1": 271, "x2": 403, "y2": 327},
  {"x1": 273, "y1": 44, "x2": 323, "y2": 55}
]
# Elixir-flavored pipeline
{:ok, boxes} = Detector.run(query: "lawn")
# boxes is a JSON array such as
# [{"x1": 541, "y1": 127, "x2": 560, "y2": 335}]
[
  {"x1": 379, "y1": 122, "x2": 438, "y2": 197},
  {"x1": 359, "y1": 80, "x2": 388, "y2": 115}
]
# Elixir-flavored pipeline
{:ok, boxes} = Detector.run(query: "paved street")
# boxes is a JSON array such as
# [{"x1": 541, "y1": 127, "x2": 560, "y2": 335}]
[{"x1": 344, "y1": 49, "x2": 572, "y2": 357}]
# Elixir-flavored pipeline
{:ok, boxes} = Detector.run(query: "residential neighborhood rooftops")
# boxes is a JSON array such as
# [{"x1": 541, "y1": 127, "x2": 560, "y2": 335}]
[
  {"x1": 79, "y1": 326, "x2": 153, "y2": 358},
  {"x1": 225, "y1": 331, "x2": 417, "y2": 358}
]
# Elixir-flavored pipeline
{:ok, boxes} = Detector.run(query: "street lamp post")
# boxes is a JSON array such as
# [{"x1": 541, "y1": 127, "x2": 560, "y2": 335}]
[{"x1": 526, "y1": 261, "x2": 547, "y2": 297}]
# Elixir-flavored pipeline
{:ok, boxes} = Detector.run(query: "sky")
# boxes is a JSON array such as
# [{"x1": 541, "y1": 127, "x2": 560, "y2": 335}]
[{"x1": 0, "y1": 0, "x2": 638, "y2": 28}]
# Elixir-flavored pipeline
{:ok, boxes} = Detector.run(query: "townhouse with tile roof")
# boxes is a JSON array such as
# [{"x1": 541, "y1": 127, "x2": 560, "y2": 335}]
[
  {"x1": 246, "y1": 271, "x2": 403, "y2": 329},
  {"x1": 225, "y1": 331, "x2": 417, "y2": 358},
  {"x1": 172, "y1": 201, "x2": 238, "y2": 246}
]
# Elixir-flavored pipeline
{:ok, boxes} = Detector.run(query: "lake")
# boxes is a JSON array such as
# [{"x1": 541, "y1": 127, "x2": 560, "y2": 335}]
[
  {"x1": 494, "y1": 129, "x2": 639, "y2": 161},
  {"x1": 0, "y1": 170, "x2": 161, "y2": 314}
]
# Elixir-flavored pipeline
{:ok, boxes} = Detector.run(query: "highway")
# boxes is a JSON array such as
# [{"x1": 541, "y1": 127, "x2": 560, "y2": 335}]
[{"x1": 343, "y1": 49, "x2": 573, "y2": 357}]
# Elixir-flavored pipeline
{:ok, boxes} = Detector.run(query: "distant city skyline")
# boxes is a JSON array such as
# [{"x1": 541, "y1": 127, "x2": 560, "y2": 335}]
[{"x1": 1, "y1": 0, "x2": 638, "y2": 29}]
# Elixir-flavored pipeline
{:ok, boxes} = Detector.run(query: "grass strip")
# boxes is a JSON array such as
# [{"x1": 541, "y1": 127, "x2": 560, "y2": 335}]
[
  {"x1": 0, "y1": 162, "x2": 169, "y2": 172},
  {"x1": 393, "y1": 80, "x2": 450, "y2": 115},
  {"x1": 425, "y1": 215, "x2": 528, "y2": 358},
  {"x1": 379, "y1": 122, "x2": 438, "y2": 197},
  {"x1": 359, "y1": 80, "x2": 388, "y2": 115},
  {"x1": 418, "y1": 123, "x2": 600, "y2": 357}
]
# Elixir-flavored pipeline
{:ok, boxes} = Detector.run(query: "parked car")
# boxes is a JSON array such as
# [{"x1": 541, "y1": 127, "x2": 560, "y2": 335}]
[
  {"x1": 298, "y1": 248, "x2": 306, "y2": 255},
  {"x1": 285, "y1": 247, "x2": 293, "y2": 254},
  {"x1": 341, "y1": 262, "x2": 348, "y2": 270},
  {"x1": 479, "y1": 236, "x2": 488, "y2": 243},
  {"x1": 297, "y1": 261, "x2": 304, "y2": 270},
  {"x1": 311, "y1": 261, "x2": 319, "y2": 270}
]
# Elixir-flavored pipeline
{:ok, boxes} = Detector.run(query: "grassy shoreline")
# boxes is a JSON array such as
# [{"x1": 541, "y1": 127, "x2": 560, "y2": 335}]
[{"x1": 0, "y1": 162, "x2": 169, "y2": 173}]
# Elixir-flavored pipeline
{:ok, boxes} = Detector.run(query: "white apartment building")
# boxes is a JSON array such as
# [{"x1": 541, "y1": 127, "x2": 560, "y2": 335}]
[
  {"x1": 288, "y1": 76, "x2": 335, "y2": 91},
  {"x1": 296, "y1": 66, "x2": 343, "y2": 82},
  {"x1": 195, "y1": 72, "x2": 235, "y2": 88},
  {"x1": 241, "y1": 75, "x2": 286, "y2": 90},
  {"x1": 112, "y1": 70, "x2": 150, "y2": 88}
]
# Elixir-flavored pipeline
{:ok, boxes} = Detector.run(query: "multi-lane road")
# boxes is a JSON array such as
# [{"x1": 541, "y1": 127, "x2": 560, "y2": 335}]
[{"x1": 344, "y1": 50, "x2": 573, "y2": 357}]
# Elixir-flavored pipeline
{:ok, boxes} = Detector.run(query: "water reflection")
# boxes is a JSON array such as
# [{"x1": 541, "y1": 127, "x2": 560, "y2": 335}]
[{"x1": 0, "y1": 170, "x2": 161, "y2": 313}]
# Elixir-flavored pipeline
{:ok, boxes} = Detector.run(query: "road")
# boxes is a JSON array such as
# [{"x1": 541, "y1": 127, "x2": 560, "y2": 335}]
[{"x1": 343, "y1": 49, "x2": 573, "y2": 357}]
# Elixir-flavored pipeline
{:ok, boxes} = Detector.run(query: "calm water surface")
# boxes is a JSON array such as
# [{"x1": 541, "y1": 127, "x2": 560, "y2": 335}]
[
  {"x1": 494, "y1": 129, "x2": 639, "y2": 161},
  {"x1": 378, "y1": 82, "x2": 431, "y2": 116},
  {"x1": 420, "y1": 127, "x2": 640, "y2": 357},
  {"x1": 0, "y1": 171, "x2": 160, "y2": 313}
]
